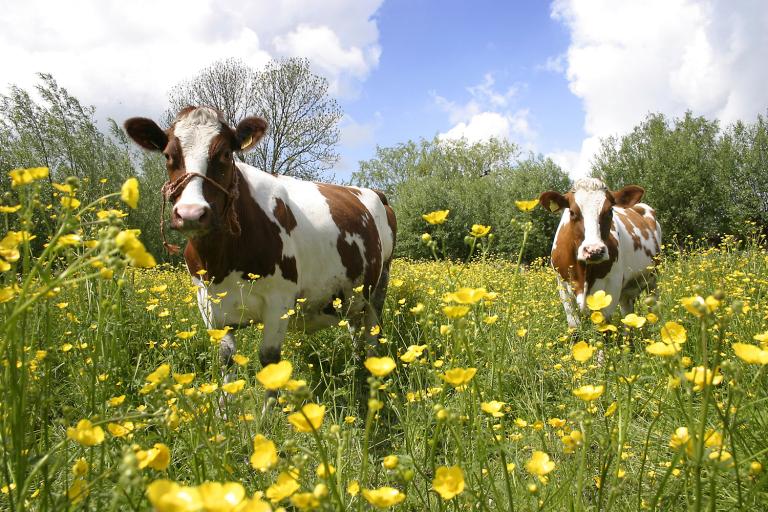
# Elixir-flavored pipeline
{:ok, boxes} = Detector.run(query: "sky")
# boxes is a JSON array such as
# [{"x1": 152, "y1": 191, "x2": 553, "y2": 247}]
[{"x1": 2, "y1": 0, "x2": 767, "y2": 181}]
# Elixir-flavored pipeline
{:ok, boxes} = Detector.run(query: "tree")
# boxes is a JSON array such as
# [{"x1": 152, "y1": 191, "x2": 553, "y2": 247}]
[
  {"x1": 166, "y1": 57, "x2": 342, "y2": 180},
  {"x1": 352, "y1": 136, "x2": 519, "y2": 200}
]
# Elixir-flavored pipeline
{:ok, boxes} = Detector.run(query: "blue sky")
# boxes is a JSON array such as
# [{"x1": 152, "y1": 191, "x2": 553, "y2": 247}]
[
  {"x1": 336, "y1": 0, "x2": 584, "y2": 179},
  {"x1": 2, "y1": 1, "x2": 767, "y2": 180}
]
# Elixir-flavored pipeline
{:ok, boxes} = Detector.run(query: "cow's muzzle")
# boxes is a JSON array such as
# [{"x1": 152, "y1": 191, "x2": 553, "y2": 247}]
[
  {"x1": 171, "y1": 203, "x2": 212, "y2": 235},
  {"x1": 578, "y1": 243, "x2": 609, "y2": 264}
]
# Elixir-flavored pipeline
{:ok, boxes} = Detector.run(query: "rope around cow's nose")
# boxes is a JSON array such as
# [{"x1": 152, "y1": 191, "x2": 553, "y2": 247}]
[{"x1": 159, "y1": 166, "x2": 241, "y2": 255}]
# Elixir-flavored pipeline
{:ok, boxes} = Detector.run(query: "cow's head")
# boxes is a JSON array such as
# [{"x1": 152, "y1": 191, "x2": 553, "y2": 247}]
[
  {"x1": 124, "y1": 106, "x2": 267, "y2": 236},
  {"x1": 539, "y1": 178, "x2": 645, "y2": 264}
]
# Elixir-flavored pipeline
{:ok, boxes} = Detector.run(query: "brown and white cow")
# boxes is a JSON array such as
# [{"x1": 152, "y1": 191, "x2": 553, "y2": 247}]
[
  {"x1": 124, "y1": 106, "x2": 396, "y2": 402},
  {"x1": 539, "y1": 178, "x2": 661, "y2": 327}
]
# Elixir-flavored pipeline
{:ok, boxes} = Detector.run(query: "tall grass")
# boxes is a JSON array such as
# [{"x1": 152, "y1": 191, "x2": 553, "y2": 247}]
[{"x1": 1, "y1": 169, "x2": 767, "y2": 510}]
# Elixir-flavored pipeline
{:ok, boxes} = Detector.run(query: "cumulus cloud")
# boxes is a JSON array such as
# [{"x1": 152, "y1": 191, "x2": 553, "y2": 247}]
[
  {"x1": 434, "y1": 74, "x2": 536, "y2": 148},
  {"x1": 550, "y1": 0, "x2": 768, "y2": 176},
  {"x1": 0, "y1": 0, "x2": 383, "y2": 123}
]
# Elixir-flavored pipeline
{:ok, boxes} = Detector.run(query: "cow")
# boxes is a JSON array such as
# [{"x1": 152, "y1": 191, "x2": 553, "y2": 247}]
[
  {"x1": 538, "y1": 177, "x2": 661, "y2": 328},
  {"x1": 124, "y1": 106, "x2": 396, "y2": 405}
]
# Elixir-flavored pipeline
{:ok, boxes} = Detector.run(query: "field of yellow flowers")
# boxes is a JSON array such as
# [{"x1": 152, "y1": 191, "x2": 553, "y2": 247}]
[{"x1": 2, "y1": 169, "x2": 768, "y2": 511}]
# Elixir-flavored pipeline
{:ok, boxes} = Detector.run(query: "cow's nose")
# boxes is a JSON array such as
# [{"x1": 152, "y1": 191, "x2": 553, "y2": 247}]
[
  {"x1": 172, "y1": 204, "x2": 211, "y2": 232},
  {"x1": 583, "y1": 243, "x2": 607, "y2": 261}
]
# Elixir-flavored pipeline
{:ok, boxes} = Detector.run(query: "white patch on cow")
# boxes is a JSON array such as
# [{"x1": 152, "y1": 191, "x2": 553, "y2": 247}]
[
  {"x1": 573, "y1": 178, "x2": 609, "y2": 262},
  {"x1": 173, "y1": 107, "x2": 222, "y2": 211}
]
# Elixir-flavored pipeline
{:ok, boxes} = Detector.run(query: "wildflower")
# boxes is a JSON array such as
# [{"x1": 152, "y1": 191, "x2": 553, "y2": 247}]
[
  {"x1": 484, "y1": 315, "x2": 499, "y2": 324},
  {"x1": 9, "y1": 166, "x2": 48, "y2": 187},
  {"x1": 121, "y1": 177, "x2": 140, "y2": 209},
  {"x1": 660, "y1": 321, "x2": 687, "y2": 344},
  {"x1": 646, "y1": 312, "x2": 659, "y2": 323},
  {"x1": 108, "y1": 395, "x2": 126, "y2": 406},
  {"x1": 470, "y1": 224, "x2": 491, "y2": 237},
  {"x1": 443, "y1": 287, "x2": 488, "y2": 304},
  {"x1": 291, "y1": 492, "x2": 320, "y2": 510},
  {"x1": 515, "y1": 199, "x2": 539, "y2": 212},
  {"x1": 72, "y1": 458, "x2": 89, "y2": 477},
  {"x1": 684, "y1": 366, "x2": 723, "y2": 391},
  {"x1": 646, "y1": 342, "x2": 679, "y2": 357},
  {"x1": 0, "y1": 205, "x2": 21, "y2": 213},
  {"x1": 176, "y1": 330, "x2": 197, "y2": 340},
  {"x1": 364, "y1": 356, "x2": 396, "y2": 377},
  {"x1": 590, "y1": 311, "x2": 605, "y2": 324},
  {"x1": 67, "y1": 419, "x2": 105, "y2": 446},
  {"x1": 681, "y1": 296, "x2": 707, "y2": 317},
  {"x1": 383, "y1": 455, "x2": 399, "y2": 469},
  {"x1": 442, "y1": 305, "x2": 470, "y2": 319},
  {"x1": 266, "y1": 470, "x2": 301, "y2": 502},
  {"x1": 197, "y1": 481, "x2": 246, "y2": 510},
  {"x1": 572, "y1": 341, "x2": 595, "y2": 362},
  {"x1": 146, "y1": 480, "x2": 201, "y2": 512},
  {"x1": 257, "y1": 360, "x2": 293, "y2": 389},
  {"x1": 60, "y1": 196, "x2": 81, "y2": 209},
  {"x1": 233, "y1": 354, "x2": 249, "y2": 366},
  {"x1": 432, "y1": 466, "x2": 465, "y2": 500},
  {"x1": 596, "y1": 323, "x2": 617, "y2": 332},
  {"x1": 108, "y1": 422, "x2": 134, "y2": 438},
  {"x1": 548, "y1": 417, "x2": 566, "y2": 428},
  {"x1": 68, "y1": 479, "x2": 89, "y2": 504},
  {"x1": 526, "y1": 451, "x2": 556, "y2": 478},
  {"x1": 317, "y1": 463, "x2": 336, "y2": 477},
  {"x1": 362, "y1": 486, "x2": 406, "y2": 508},
  {"x1": 440, "y1": 367, "x2": 477, "y2": 387},
  {"x1": 422, "y1": 209, "x2": 449, "y2": 225},
  {"x1": 115, "y1": 230, "x2": 156, "y2": 268},
  {"x1": 621, "y1": 313, "x2": 646, "y2": 328},
  {"x1": 732, "y1": 343, "x2": 768, "y2": 365},
  {"x1": 251, "y1": 435, "x2": 278, "y2": 472},
  {"x1": 561, "y1": 430, "x2": 583, "y2": 454},
  {"x1": 400, "y1": 344, "x2": 427, "y2": 363},
  {"x1": 347, "y1": 480, "x2": 360, "y2": 496},
  {"x1": 199, "y1": 382, "x2": 218, "y2": 394},
  {"x1": 207, "y1": 327, "x2": 231, "y2": 343},
  {"x1": 669, "y1": 427, "x2": 690, "y2": 449},
  {"x1": 221, "y1": 379, "x2": 246, "y2": 394},
  {"x1": 173, "y1": 373, "x2": 195, "y2": 385},
  {"x1": 572, "y1": 384, "x2": 605, "y2": 402},
  {"x1": 481, "y1": 400, "x2": 505, "y2": 417},
  {"x1": 288, "y1": 403, "x2": 326, "y2": 432},
  {"x1": 586, "y1": 290, "x2": 612, "y2": 311},
  {"x1": 137, "y1": 443, "x2": 171, "y2": 471}
]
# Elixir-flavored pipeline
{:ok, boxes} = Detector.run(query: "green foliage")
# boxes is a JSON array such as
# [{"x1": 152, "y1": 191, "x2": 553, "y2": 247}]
[
  {"x1": 354, "y1": 137, "x2": 570, "y2": 261},
  {"x1": 592, "y1": 111, "x2": 768, "y2": 244}
]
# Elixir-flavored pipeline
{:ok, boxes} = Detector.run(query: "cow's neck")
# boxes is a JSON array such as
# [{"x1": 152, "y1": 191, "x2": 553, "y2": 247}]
[{"x1": 184, "y1": 170, "x2": 286, "y2": 284}]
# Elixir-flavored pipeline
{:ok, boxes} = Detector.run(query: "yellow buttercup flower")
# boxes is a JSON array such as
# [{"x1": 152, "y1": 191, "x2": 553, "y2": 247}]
[
  {"x1": 669, "y1": 427, "x2": 690, "y2": 449},
  {"x1": 146, "y1": 480, "x2": 201, "y2": 512},
  {"x1": 382, "y1": 455, "x2": 399, "y2": 470},
  {"x1": 221, "y1": 379, "x2": 246, "y2": 394},
  {"x1": 684, "y1": 366, "x2": 723, "y2": 391},
  {"x1": 681, "y1": 296, "x2": 706, "y2": 317},
  {"x1": 68, "y1": 478, "x2": 89, "y2": 504},
  {"x1": 207, "y1": 327, "x2": 231, "y2": 343},
  {"x1": 72, "y1": 458, "x2": 89, "y2": 477},
  {"x1": 732, "y1": 343, "x2": 768, "y2": 365},
  {"x1": 525, "y1": 451, "x2": 556, "y2": 477},
  {"x1": 362, "y1": 486, "x2": 406, "y2": 508},
  {"x1": 586, "y1": 290, "x2": 612, "y2": 311},
  {"x1": 197, "y1": 481, "x2": 246, "y2": 511},
  {"x1": 173, "y1": 373, "x2": 195, "y2": 385},
  {"x1": 67, "y1": 419, "x2": 105, "y2": 446},
  {"x1": 481, "y1": 400, "x2": 505, "y2": 417},
  {"x1": 400, "y1": 344, "x2": 427, "y2": 363},
  {"x1": 660, "y1": 321, "x2": 687, "y2": 344},
  {"x1": 432, "y1": 465, "x2": 465, "y2": 500},
  {"x1": 646, "y1": 342, "x2": 679, "y2": 357},
  {"x1": 442, "y1": 305, "x2": 470, "y2": 319},
  {"x1": 288, "y1": 403, "x2": 326, "y2": 432},
  {"x1": 256, "y1": 360, "x2": 293, "y2": 390},
  {"x1": 621, "y1": 313, "x2": 646, "y2": 328},
  {"x1": 107, "y1": 421, "x2": 134, "y2": 438},
  {"x1": 250, "y1": 434, "x2": 278, "y2": 472},
  {"x1": 364, "y1": 356, "x2": 397, "y2": 377},
  {"x1": 470, "y1": 224, "x2": 491, "y2": 237},
  {"x1": 572, "y1": 341, "x2": 595, "y2": 362},
  {"x1": 60, "y1": 196, "x2": 81, "y2": 210},
  {"x1": 121, "y1": 177, "x2": 140, "y2": 209},
  {"x1": 137, "y1": 443, "x2": 171, "y2": 471},
  {"x1": 9, "y1": 167, "x2": 49, "y2": 187},
  {"x1": 515, "y1": 199, "x2": 539, "y2": 212},
  {"x1": 572, "y1": 384, "x2": 605, "y2": 402},
  {"x1": 266, "y1": 470, "x2": 301, "y2": 502},
  {"x1": 440, "y1": 367, "x2": 477, "y2": 387},
  {"x1": 443, "y1": 287, "x2": 488, "y2": 304},
  {"x1": 422, "y1": 209, "x2": 450, "y2": 225}
]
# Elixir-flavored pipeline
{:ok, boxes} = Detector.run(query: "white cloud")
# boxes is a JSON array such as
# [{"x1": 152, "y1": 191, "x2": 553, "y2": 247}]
[
  {"x1": 434, "y1": 74, "x2": 536, "y2": 148},
  {"x1": 0, "y1": 0, "x2": 383, "y2": 124},
  {"x1": 551, "y1": 0, "x2": 768, "y2": 177}
]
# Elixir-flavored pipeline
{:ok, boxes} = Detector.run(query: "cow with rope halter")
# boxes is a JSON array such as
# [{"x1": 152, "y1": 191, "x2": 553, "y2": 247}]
[{"x1": 124, "y1": 106, "x2": 397, "y2": 407}]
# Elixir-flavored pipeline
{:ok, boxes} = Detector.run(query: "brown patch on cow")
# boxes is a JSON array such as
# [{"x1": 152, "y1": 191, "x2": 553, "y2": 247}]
[
  {"x1": 273, "y1": 198, "x2": 298, "y2": 234},
  {"x1": 618, "y1": 207, "x2": 659, "y2": 251},
  {"x1": 183, "y1": 169, "x2": 297, "y2": 284},
  {"x1": 316, "y1": 183, "x2": 383, "y2": 296}
]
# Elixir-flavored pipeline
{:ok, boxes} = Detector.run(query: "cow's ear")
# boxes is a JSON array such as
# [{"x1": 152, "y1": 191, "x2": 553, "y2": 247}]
[
  {"x1": 612, "y1": 185, "x2": 645, "y2": 207},
  {"x1": 124, "y1": 118, "x2": 168, "y2": 151},
  {"x1": 539, "y1": 191, "x2": 569, "y2": 213},
  {"x1": 235, "y1": 117, "x2": 268, "y2": 152}
]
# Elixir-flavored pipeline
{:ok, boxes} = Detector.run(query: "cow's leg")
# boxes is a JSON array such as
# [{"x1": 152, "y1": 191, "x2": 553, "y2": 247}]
[
  {"x1": 557, "y1": 277, "x2": 580, "y2": 329},
  {"x1": 259, "y1": 298, "x2": 293, "y2": 411}
]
